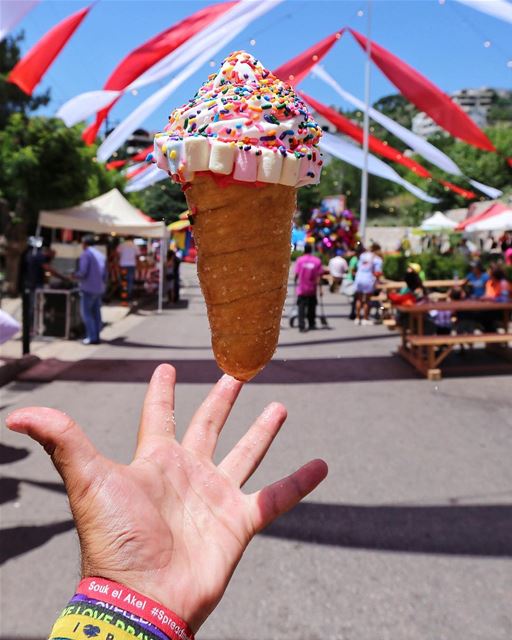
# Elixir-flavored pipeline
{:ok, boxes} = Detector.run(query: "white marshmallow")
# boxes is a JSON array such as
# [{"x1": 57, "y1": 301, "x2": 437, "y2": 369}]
[
  {"x1": 279, "y1": 153, "x2": 300, "y2": 186},
  {"x1": 208, "y1": 140, "x2": 236, "y2": 175},
  {"x1": 184, "y1": 137, "x2": 210, "y2": 171}
]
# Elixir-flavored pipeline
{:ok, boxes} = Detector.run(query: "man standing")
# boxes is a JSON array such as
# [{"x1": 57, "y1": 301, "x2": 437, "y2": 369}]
[
  {"x1": 75, "y1": 235, "x2": 106, "y2": 345},
  {"x1": 294, "y1": 244, "x2": 324, "y2": 333},
  {"x1": 117, "y1": 236, "x2": 140, "y2": 300},
  {"x1": 328, "y1": 249, "x2": 348, "y2": 293}
]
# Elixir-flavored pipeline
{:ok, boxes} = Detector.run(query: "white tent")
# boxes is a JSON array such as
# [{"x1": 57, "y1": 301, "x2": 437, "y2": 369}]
[
  {"x1": 420, "y1": 211, "x2": 458, "y2": 232},
  {"x1": 39, "y1": 188, "x2": 168, "y2": 312},
  {"x1": 466, "y1": 208, "x2": 512, "y2": 232},
  {"x1": 39, "y1": 188, "x2": 166, "y2": 238}
]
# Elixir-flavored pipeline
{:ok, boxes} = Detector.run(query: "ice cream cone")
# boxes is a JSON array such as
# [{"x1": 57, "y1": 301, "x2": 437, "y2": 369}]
[
  {"x1": 153, "y1": 51, "x2": 323, "y2": 380},
  {"x1": 185, "y1": 173, "x2": 295, "y2": 381}
]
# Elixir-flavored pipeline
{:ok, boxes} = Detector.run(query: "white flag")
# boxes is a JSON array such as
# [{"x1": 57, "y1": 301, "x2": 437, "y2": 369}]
[
  {"x1": 0, "y1": 1, "x2": 39, "y2": 42},
  {"x1": 320, "y1": 132, "x2": 440, "y2": 204}
]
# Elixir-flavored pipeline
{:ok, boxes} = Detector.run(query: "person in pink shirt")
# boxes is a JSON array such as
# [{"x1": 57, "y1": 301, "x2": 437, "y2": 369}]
[{"x1": 294, "y1": 244, "x2": 324, "y2": 332}]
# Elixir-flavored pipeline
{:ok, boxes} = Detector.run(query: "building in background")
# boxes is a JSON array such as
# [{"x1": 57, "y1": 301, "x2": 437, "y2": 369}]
[{"x1": 412, "y1": 87, "x2": 505, "y2": 139}]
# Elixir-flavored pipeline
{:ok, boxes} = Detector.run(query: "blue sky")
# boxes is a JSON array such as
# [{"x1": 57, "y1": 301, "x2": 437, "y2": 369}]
[{"x1": 14, "y1": 0, "x2": 512, "y2": 135}]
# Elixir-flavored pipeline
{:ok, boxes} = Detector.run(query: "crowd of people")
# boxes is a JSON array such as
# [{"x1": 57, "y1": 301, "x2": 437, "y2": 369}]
[{"x1": 292, "y1": 231, "x2": 512, "y2": 336}]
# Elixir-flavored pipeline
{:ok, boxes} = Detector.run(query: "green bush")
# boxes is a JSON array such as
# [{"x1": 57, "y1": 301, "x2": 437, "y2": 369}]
[{"x1": 383, "y1": 252, "x2": 470, "y2": 280}]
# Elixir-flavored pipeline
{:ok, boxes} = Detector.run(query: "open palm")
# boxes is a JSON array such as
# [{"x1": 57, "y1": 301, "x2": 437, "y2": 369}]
[{"x1": 6, "y1": 364, "x2": 327, "y2": 632}]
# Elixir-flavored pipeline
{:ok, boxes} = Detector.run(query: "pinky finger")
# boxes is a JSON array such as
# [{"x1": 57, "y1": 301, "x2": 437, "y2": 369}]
[{"x1": 248, "y1": 459, "x2": 328, "y2": 533}]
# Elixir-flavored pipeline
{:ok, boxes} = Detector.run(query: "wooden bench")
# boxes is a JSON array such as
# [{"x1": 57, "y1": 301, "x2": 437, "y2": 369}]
[{"x1": 399, "y1": 333, "x2": 512, "y2": 380}]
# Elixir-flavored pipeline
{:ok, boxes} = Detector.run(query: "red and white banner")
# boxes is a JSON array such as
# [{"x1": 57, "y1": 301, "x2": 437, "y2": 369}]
[
  {"x1": 313, "y1": 66, "x2": 503, "y2": 199},
  {"x1": 81, "y1": 1, "x2": 236, "y2": 144},
  {"x1": 57, "y1": 1, "x2": 239, "y2": 130},
  {"x1": 349, "y1": 28, "x2": 496, "y2": 152},
  {"x1": 125, "y1": 164, "x2": 167, "y2": 193},
  {"x1": 96, "y1": 0, "x2": 282, "y2": 162},
  {"x1": 273, "y1": 29, "x2": 343, "y2": 86},
  {"x1": 0, "y1": 1, "x2": 39, "y2": 43},
  {"x1": 300, "y1": 91, "x2": 432, "y2": 178},
  {"x1": 319, "y1": 132, "x2": 440, "y2": 204},
  {"x1": 8, "y1": 4, "x2": 92, "y2": 95}
]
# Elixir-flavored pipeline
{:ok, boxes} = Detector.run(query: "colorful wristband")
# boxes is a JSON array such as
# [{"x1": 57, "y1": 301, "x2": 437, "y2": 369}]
[
  {"x1": 76, "y1": 578, "x2": 194, "y2": 640},
  {"x1": 56, "y1": 603, "x2": 163, "y2": 640},
  {"x1": 68, "y1": 596, "x2": 169, "y2": 640},
  {"x1": 50, "y1": 613, "x2": 137, "y2": 640}
]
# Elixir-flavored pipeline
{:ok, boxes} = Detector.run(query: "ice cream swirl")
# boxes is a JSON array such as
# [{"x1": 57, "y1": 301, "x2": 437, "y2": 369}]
[{"x1": 153, "y1": 51, "x2": 323, "y2": 187}]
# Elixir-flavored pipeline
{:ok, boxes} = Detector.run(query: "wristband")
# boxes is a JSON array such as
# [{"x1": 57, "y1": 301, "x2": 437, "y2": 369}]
[
  {"x1": 68, "y1": 596, "x2": 169, "y2": 640},
  {"x1": 57, "y1": 603, "x2": 163, "y2": 640},
  {"x1": 77, "y1": 578, "x2": 194, "y2": 640},
  {"x1": 50, "y1": 614, "x2": 137, "y2": 640}
]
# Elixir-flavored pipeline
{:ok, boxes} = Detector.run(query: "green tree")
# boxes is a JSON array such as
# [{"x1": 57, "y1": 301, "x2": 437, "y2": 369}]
[
  {"x1": 128, "y1": 181, "x2": 187, "y2": 225},
  {"x1": 0, "y1": 113, "x2": 125, "y2": 230},
  {"x1": 0, "y1": 33, "x2": 51, "y2": 129}
]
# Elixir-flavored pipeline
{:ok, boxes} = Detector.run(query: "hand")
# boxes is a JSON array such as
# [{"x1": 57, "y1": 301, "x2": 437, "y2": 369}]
[{"x1": 6, "y1": 365, "x2": 327, "y2": 632}]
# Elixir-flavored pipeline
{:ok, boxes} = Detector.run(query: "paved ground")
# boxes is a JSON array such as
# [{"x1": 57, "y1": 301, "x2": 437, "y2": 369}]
[{"x1": 1, "y1": 263, "x2": 511, "y2": 640}]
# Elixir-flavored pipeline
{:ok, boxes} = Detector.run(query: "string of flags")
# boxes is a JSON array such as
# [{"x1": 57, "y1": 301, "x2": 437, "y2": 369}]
[{"x1": 4, "y1": 0, "x2": 510, "y2": 201}]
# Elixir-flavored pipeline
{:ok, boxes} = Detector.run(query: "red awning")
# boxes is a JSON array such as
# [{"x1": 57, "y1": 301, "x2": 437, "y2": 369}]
[{"x1": 457, "y1": 202, "x2": 508, "y2": 230}]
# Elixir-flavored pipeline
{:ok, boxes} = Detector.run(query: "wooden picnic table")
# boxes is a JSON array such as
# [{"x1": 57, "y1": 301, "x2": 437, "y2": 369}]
[{"x1": 395, "y1": 300, "x2": 512, "y2": 379}]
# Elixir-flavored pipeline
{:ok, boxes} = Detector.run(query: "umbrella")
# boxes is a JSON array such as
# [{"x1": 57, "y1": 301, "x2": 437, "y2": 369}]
[{"x1": 420, "y1": 211, "x2": 458, "y2": 231}]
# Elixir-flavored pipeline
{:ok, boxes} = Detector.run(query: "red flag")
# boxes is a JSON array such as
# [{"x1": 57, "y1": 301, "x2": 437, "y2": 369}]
[
  {"x1": 131, "y1": 145, "x2": 154, "y2": 163},
  {"x1": 273, "y1": 29, "x2": 344, "y2": 86},
  {"x1": 8, "y1": 5, "x2": 92, "y2": 95},
  {"x1": 349, "y1": 28, "x2": 496, "y2": 153},
  {"x1": 300, "y1": 91, "x2": 431, "y2": 178},
  {"x1": 82, "y1": 1, "x2": 237, "y2": 144},
  {"x1": 105, "y1": 160, "x2": 127, "y2": 171},
  {"x1": 439, "y1": 180, "x2": 476, "y2": 200}
]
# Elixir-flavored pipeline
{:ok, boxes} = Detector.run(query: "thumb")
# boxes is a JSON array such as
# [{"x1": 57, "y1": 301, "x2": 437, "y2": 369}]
[{"x1": 6, "y1": 407, "x2": 102, "y2": 490}]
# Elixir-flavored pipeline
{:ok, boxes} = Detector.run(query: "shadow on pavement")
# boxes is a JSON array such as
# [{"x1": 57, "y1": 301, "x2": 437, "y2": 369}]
[
  {"x1": 1, "y1": 476, "x2": 66, "y2": 505},
  {"x1": 20, "y1": 355, "x2": 417, "y2": 384},
  {"x1": 0, "y1": 443, "x2": 30, "y2": 465},
  {"x1": 0, "y1": 520, "x2": 74, "y2": 565},
  {"x1": 105, "y1": 332, "x2": 395, "y2": 351},
  {"x1": 261, "y1": 501, "x2": 512, "y2": 557}
]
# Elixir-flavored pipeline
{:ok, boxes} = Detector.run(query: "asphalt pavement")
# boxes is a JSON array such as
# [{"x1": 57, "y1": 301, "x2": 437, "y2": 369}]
[{"x1": 1, "y1": 263, "x2": 511, "y2": 640}]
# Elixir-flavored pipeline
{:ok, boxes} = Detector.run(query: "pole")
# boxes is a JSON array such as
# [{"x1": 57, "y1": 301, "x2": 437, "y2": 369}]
[
  {"x1": 158, "y1": 223, "x2": 167, "y2": 313},
  {"x1": 359, "y1": 0, "x2": 373, "y2": 244}
]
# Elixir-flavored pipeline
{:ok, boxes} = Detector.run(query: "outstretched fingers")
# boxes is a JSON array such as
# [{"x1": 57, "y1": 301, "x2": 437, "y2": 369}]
[
  {"x1": 5, "y1": 407, "x2": 102, "y2": 491},
  {"x1": 218, "y1": 403, "x2": 287, "y2": 487},
  {"x1": 248, "y1": 459, "x2": 328, "y2": 533},
  {"x1": 136, "y1": 364, "x2": 176, "y2": 455},
  {"x1": 181, "y1": 374, "x2": 243, "y2": 458}
]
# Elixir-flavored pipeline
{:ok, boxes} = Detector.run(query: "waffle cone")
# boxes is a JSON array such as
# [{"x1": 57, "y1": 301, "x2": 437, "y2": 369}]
[{"x1": 185, "y1": 173, "x2": 296, "y2": 381}]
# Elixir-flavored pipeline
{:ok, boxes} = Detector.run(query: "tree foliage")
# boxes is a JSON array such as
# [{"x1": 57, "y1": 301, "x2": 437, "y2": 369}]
[
  {"x1": 0, "y1": 114, "x2": 125, "y2": 230},
  {"x1": 127, "y1": 180, "x2": 187, "y2": 224},
  {"x1": 0, "y1": 33, "x2": 50, "y2": 129}
]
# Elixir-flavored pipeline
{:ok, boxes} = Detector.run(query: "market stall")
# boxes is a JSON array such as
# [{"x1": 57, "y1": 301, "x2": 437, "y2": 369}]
[{"x1": 38, "y1": 188, "x2": 169, "y2": 311}]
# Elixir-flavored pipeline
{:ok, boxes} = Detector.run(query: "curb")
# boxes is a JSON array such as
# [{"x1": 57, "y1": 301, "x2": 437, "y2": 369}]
[{"x1": 0, "y1": 354, "x2": 41, "y2": 387}]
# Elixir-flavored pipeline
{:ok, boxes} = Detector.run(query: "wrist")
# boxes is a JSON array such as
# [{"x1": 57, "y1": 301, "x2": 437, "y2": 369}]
[{"x1": 48, "y1": 577, "x2": 196, "y2": 640}]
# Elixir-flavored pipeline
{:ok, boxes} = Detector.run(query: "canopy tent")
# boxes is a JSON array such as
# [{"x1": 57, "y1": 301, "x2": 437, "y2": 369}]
[
  {"x1": 39, "y1": 188, "x2": 166, "y2": 238},
  {"x1": 39, "y1": 188, "x2": 168, "y2": 312},
  {"x1": 420, "y1": 211, "x2": 458, "y2": 232},
  {"x1": 457, "y1": 202, "x2": 509, "y2": 231},
  {"x1": 466, "y1": 209, "x2": 512, "y2": 232}
]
